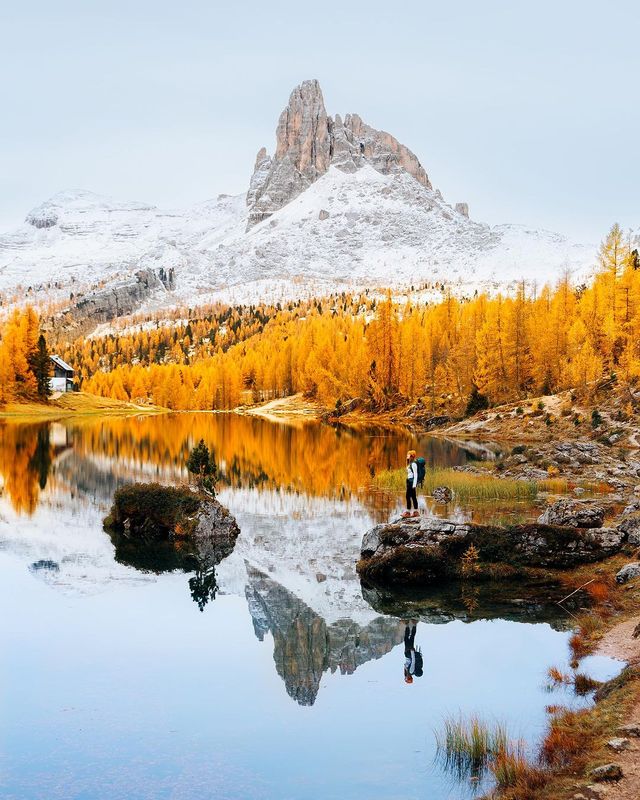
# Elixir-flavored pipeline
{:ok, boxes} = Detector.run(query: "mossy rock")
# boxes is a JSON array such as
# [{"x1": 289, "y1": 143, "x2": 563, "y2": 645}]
[
  {"x1": 104, "y1": 482, "x2": 240, "y2": 574},
  {"x1": 104, "y1": 482, "x2": 203, "y2": 540}
]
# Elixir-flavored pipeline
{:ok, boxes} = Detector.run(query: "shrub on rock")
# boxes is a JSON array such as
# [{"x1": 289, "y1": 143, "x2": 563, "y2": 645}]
[{"x1": 105, "y1": 483, "x2": 201, "y2": 539}]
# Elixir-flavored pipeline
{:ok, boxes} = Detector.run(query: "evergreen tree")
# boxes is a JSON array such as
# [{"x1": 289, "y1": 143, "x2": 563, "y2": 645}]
[
  {"x1": 28, "y1": 335, "x2": 52, "y2": 400},
  {"x1": 187, "y1": 439, "x2": 217, "y2": 492},
  {"x1": 465, "y1": 384, "x2": 489, "y2": 416}
]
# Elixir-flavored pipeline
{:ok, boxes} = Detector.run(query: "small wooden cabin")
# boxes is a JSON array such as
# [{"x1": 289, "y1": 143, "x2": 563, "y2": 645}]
[{"x1": 49, "y1": 355, "x2": 74, "y2": 393}]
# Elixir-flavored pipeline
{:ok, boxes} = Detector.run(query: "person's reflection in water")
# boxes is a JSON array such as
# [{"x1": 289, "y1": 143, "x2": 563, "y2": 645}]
[{"x1": 403, "y1": 622, "x2": 423, "y2": 684}]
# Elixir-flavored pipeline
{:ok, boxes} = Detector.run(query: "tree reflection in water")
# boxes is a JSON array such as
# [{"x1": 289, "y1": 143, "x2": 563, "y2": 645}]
[
  {"x1": 0, "y1": 413, "x2": 478, "y2": 516},
  {"x1": 189, "y1": 566, "x2": 219, "y2": 612}
]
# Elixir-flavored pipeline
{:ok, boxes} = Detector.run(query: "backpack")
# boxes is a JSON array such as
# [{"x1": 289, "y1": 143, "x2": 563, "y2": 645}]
[
  {"x1": 413, "y1": 648, "x2": 424, "y2": 677},
  {"x1": 416, "y1": 457, "x2": 426, "y2": 487}
]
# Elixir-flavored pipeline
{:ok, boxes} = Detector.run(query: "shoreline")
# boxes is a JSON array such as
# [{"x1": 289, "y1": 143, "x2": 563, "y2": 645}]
[{"x1": 0, "y1": 393, "x2": 166, "y2": 422}]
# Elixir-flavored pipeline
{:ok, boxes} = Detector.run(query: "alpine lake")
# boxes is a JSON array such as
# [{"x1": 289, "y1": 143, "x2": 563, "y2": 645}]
[{"x1": 0, "y1": 413, "x2": 622, "y2": 800}]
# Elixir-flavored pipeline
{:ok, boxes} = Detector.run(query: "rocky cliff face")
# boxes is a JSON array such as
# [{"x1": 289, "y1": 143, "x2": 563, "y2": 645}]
[
  {"x1": 73, "y1": 268, "x2": 164, "y2": 324},
  {"x1": 247, "y1": 79, "x2": 434, "y2": 227},
  {"x1": 43, "y1": 268, "x2": 167, "y2": 338}
]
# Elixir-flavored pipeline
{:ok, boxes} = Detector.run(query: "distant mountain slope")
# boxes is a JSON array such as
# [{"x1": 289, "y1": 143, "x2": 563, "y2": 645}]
[{"x1": 0, "y1": 80, "x2": 599, "y2": 321}]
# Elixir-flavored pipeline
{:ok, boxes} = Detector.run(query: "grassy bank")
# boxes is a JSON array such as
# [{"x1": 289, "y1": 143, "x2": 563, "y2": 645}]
[
  {"x1": 373, "y1": 467, "x2": 567, "y2": 501},
  {"x1": 0, "y1": 392, "x2": 165, "y2": 420},
  {"x1": 437, "y1": 554, "x2": 640, "y2": 799}
]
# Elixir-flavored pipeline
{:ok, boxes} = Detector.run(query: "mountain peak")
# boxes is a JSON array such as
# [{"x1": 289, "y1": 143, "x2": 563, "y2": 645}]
[{"x1": 246, "y1": 80, "x2": 432, "y2": 228}]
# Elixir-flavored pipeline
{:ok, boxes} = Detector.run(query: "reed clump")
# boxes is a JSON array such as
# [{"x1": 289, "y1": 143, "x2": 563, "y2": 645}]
[
  {"x1": 492, "y1": 742, "x2": 547, "y2": 794},
  {"x1": 374, "y1": 468, "x2": 540, "y2": 500},
  {"x1": 435, "y1": 715, "x2": 547, "y2": 796},
  {"x1": 435, "y1": 715, "x2": 507, "y2": 780}
]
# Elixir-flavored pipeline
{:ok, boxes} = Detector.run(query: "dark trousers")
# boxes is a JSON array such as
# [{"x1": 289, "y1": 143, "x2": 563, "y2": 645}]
[
  {"x1": 406, "y1": 479, "x2": 418, "y2": 510},
  {"x1": 404, "y1": 625, "x2": 416, "y2": 657}
]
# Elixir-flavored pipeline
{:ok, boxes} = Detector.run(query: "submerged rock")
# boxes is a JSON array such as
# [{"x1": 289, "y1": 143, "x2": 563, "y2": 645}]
[
  {"x1": 358, "y1": 515, "x2": 625, "y2": 587},
  {"x1": 538, "y1": 499, "x2": 605, "y2": 528}
]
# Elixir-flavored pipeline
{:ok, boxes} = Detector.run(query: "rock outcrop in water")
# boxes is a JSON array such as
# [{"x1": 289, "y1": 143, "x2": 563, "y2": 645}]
[
  {"x1": 104, "y1": 483, "x2": 240, "y2": 578},
  {"x1": 357, "y1": 516, "x2": 626, "y2": 587},
  {"x1": 246, "y1": 79, "x2": 432, "y2": 227}
]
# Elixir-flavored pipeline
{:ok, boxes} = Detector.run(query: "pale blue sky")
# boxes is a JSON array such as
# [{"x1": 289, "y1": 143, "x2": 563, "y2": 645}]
[{"x1": 1, "y1": 0, "x2": 638, "y2": 240}]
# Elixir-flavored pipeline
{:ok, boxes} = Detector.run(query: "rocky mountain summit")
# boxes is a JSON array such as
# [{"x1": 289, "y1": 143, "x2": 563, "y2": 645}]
[
  {"x1": 0, "y1": 80, "x2": 603, "y2": 324},
  {"x1": 247, "y1": 79, "x2": 435, "y2": 227}
]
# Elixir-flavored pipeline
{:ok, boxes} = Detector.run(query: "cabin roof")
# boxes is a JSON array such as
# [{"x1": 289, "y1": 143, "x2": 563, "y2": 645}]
[{"x1": 50, "y1": 354, "x2": 74, "y2": 373}]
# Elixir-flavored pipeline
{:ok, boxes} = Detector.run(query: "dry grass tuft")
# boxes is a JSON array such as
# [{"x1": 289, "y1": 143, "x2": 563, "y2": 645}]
[
  {"x1": 492, "y1": 742, "x2": 547, "y2": 796},
  {"x1": 540, "y1": 708, "x2": 590, "y2": 767},
  {"x1": 546, "y1": 666, "x2": 571, "y2": 689}
]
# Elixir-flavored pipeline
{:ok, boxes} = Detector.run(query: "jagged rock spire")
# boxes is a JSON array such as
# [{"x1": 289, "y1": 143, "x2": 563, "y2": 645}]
[{"x1": 246, "y1": 79, "x2": 433, "y2": 228}]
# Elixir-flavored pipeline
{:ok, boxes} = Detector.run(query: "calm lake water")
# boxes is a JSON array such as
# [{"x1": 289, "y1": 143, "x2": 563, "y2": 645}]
[{"x1": 0, "y1": 414, "x2": 621, "y2": 800}]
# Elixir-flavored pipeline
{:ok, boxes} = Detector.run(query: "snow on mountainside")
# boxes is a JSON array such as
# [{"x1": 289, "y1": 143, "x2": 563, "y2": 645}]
[
  {"x1": 0, "y1": 79, "x2": 600, "y2": 316},
  {"x1": 0, "y1": 170, "x2": 596, "y2": 311},
  {"x1": 220, "y1": 165, "x2": 594, "y2": 292},
  {"x1": 0, "y1": 189, "x2": 247, "y2": 303}
]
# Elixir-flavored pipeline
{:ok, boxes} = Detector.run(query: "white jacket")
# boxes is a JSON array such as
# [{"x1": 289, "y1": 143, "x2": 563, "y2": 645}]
[{"x1": 406, "y1": 462, "x2": 418, "y2": 488}]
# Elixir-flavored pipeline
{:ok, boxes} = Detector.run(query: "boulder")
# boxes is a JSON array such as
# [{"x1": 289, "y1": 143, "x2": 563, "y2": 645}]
[
  {"x1": 618, "y1": 512, "x2": 640, "y2": 546},
  {"x1": 623, "y1": 499, "x2": 640, "y2": 515},
  {"x1": 538, "y1": 499, "x2": 604, "y2": 528},
  {"x1": 104, "y1": 482, "x2": 240, "y2": 573},
  {"x1": 617, "y1": 723, "x2": 640, "y2": 737},
  {"x1": 589, "y1": 764, "x2": 623, "y2": 782},
  {"x1": 606, "y1": 738, "x2": 631, "y2": 752},
  {"x1": 432, "y1": 486, "x2": 453, "y2": 503},
  {"x1": 616, "y1": 562, "x2": 640, "y2": 584},
  {"x1": 357, "y1": 515, "x2": 625, "y2": 587}
]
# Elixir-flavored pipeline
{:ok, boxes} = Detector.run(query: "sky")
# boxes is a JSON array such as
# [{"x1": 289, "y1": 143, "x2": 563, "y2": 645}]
[{"x1": 1, "y1": 0, "x2": 638, "y2": 241}]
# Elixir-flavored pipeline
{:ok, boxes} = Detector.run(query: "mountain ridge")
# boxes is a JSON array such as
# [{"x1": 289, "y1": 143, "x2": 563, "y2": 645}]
[{"x1": 0, "y1": 79, "x2": 602, "y2": 323}]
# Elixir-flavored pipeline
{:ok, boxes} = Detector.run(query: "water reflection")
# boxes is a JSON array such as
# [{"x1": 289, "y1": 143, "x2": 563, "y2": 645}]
[
  {"x1": 0, "y1": 414, "x2": 623, "y2": 800},
  {"x1": 245, "y1": 567, "x2": 404, "y2": 706},
  {"x1": 361, "y1": 582, "x2": 573, "y2": 628},
  {"x1": 0, "y1": 414, "x2": 477, "y2": 515}
]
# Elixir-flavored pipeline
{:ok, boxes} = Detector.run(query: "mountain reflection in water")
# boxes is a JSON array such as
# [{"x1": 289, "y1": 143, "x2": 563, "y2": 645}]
[
  {"x1": 0, "y1": 413, "x2": 625, "y2": 800},
  {"x1": 246, "y1": 566, "x2": 404, "y2": 706}
]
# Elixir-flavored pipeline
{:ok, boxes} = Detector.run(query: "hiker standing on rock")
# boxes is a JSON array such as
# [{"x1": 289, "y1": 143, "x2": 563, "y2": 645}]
[{"x1": 403, "y1": 450, "x2": 419, "y2": 518}]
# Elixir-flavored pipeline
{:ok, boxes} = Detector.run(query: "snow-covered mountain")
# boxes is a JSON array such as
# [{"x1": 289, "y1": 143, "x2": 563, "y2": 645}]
[{"x1": 0, "y1": 80, "x2": 599, "y2": 319}]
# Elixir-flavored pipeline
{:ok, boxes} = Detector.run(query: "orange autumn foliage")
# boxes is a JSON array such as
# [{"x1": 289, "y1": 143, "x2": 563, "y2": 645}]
[{"x1": 52, "y1": 224, "x2": 640, "y2": 412}]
